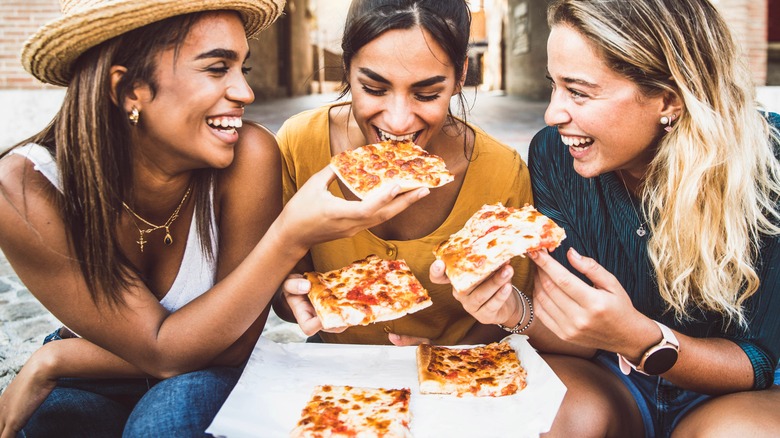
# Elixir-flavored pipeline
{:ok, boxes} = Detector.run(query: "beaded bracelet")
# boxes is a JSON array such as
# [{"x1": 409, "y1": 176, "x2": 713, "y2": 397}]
[{"x1": 497, "y1": 286, "x2": 534, "y2": 334}]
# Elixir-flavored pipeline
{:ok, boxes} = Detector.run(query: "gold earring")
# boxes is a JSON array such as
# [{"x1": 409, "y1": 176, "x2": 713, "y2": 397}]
[{"x1": 128, "y1": 107, "x2": 140, "y2": 126}]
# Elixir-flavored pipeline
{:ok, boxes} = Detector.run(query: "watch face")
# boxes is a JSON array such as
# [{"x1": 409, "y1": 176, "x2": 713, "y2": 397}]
[{"x1": 643, "y1": 346, "x2": 679, "y2": 375}]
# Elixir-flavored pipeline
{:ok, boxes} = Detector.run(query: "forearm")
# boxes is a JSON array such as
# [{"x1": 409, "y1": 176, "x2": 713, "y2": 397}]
[
  {"x1": 656, "y1": 334, "x2": 755, "y2": 394},
  {"x1": 209, "y1": 311, "x2": 270, "y2": 368},
  {"x1": 149, "y1": 221, "x2": 308, "y2": 373},
  {"x1": 33, "y1": 338, "x2": 149, "y2": 380}
]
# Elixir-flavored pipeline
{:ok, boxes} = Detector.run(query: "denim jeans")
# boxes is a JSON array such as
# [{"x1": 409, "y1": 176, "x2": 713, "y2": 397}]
[
  {"x1": 594, "y1": 350, "x2": 780, "y2": 438},
  {"x1": 19, "y1": 329, "x2": 242, "y2": 437}
]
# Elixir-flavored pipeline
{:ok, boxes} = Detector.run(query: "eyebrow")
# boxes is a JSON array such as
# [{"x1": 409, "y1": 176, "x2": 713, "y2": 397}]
[
  {"x1": 358, "y1": 67, "x2": 447, "y2": 88},
  {"x1": 195, "y1": 48, "x2": 250, "y2": 61},
  {"x1": 546, "y1": 70, "x2": 600, "y2": 90}
]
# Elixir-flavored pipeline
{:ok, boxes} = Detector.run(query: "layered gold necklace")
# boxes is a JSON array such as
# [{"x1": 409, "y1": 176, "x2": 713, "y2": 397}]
[{"x1": 123, "y1": 186, "x2": 192, "y2": 252}]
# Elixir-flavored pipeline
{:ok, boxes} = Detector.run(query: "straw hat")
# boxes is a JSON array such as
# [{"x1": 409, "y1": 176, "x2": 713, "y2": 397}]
[{"x1": 21, "y1": 0, "x2": 286, "y2": 87}]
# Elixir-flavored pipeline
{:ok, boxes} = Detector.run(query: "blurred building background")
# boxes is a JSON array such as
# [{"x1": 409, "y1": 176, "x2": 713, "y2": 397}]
[{"x1": 1, "y1": 0, "x2": 779, "y2": 149}]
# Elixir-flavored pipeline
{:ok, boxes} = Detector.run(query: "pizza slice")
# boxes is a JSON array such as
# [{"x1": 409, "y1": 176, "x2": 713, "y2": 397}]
[
  {"x1": 330, "y1": 139, "x2": 454, "y2": 199},
  {"x1": 305, "y1": 255, "x2": 433, "y2": 330},
  {"x1": 416, "y1": 341, "x2": 527, "y2": 397},
  {"x1": 433, "y1": 203, "x2": 566, "y2": 292},
  {"x1": 290, "y1": 385, "x2": 413, "y2": 437}
]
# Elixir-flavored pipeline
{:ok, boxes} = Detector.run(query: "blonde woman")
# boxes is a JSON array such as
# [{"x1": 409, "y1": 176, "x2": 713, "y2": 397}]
[
  {"x1": 0, "y1": 0, "x2": 424, "y2": 435},
  {"x1": 443, "y1": 0, "x2": 780, "y2": 436}
]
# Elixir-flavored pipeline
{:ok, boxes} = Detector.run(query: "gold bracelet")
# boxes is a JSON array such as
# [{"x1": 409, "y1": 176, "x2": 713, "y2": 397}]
[{"x1": 497, "y1": 286, "x2": 534, "y2": 334}]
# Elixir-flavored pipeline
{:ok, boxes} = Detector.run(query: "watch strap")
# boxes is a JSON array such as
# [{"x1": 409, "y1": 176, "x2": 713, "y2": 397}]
[{"x1": 617, "y1": 321, "x2": 679, "y2": 375}]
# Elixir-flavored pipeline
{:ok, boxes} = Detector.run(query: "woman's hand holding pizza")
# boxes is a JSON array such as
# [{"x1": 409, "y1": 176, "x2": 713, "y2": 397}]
[
  {"x1": 529, "y1": 248, "x2": 650, "y2": 352},
  {"x1": 429, "y1": 260, "x2": 523, "y2": 328},
  {"x1": 278, "y1": 166, "x2": 429, "y2": 252},
  {"x1": 281, "y1": 275, "x2": 348, "y2": 336}
]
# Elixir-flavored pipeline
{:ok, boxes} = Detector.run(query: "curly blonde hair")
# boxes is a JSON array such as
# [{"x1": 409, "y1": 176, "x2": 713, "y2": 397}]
[{"x1": 549, "y1": 0, "x2": 780, "y2": 326}]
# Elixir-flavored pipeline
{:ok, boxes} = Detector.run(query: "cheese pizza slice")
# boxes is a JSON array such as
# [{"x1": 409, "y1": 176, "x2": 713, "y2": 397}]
[
  {"x1": 416, "y1": 341, "x2": 527, "y2": 397},
  {"x1": 305, "y1": 255, "x2": 433, "y2": 330},
  {"x1": 433, "y1": 203, "x2": 566, "y2": 292},
  {"x1": 330, "y1": 140, "x2": 454, "y2": 199},
  {"x1": 290, "y1": 385, "x2": 413, "y2": 437}
]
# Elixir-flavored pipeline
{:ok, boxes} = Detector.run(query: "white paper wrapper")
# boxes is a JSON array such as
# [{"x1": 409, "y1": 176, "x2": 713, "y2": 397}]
[{"x1": 207, "y1": 334, "x2": 566, "y2": 438}]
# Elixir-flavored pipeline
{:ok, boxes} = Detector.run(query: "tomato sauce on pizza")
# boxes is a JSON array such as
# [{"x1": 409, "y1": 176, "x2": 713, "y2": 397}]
[
  {"x1": 434, "y1": 203, "x2": 566, "y2": 292},
  {"x1": 330, "y1": 140, "x2": 454, "y2": 199},
  {"x1": 291, "y1": 385, "x2": 412, "y2": 437},
  {"x1": 416, "y1": 342, "x2": 527, "y2": 397},
  {"x1": 305, "y1": 255, "x2": 433, "y2": 330}
]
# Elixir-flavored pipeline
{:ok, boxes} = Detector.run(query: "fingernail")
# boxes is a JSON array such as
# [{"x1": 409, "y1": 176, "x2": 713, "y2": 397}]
[
  {"x1": 418, "y1": 188, "x2": 430, "y2": 198},
  {"x1": 390, "y1": 185, "x2": 401, "y2": 197},
  {"x1": 298, "y1": 281, "x2": 311, "y2": 293},
  {"x1": 502, "y1": 267, "x2": 512, "y2": 278},
  {"x1": 570, "y1": 247, "x2": 582, "y2": 259}
]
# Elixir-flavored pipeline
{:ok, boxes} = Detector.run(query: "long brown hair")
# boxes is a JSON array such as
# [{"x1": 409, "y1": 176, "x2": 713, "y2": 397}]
[{"x1": 5, "y1": 13, "x2": 218, "y2": 307}]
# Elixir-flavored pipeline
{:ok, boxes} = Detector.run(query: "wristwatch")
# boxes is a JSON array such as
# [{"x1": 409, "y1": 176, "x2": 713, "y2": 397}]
[{"x1": 618, "y1": 321, "x2": 680, "y2": 376}]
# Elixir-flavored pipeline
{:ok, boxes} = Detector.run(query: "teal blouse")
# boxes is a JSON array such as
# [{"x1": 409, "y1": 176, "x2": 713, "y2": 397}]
[{"x1": 528, "y1": 113, "x2": 780, "y2": 389}]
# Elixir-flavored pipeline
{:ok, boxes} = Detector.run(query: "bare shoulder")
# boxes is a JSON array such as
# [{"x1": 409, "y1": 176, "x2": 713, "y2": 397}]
[
  {"x1": 216, "y1": 121, "x2": 281, "y2": 196},
  {"x1": 0, "y1": 152, "x2": 61, "y2": 231},
  {"x1": 233, "y1": 121, "x2": 280, "y2": 163},
  {"x1": 0, "y1": 152, "x2": 73, "y2": 283}
]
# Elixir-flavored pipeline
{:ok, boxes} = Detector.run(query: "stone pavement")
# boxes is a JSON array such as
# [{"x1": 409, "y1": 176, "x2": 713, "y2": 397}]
[{"x1": 0, "y1": 88, "x2": 548, "y2": 393}]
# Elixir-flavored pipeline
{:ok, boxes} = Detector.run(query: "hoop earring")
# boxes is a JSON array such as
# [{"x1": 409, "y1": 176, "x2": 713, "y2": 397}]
[
  {"x1": 128, "y1": 107, "x2": 140, "y2": 126},
  {"x1": 660, "y1": 114, "x2": 676, "y2": 133}
]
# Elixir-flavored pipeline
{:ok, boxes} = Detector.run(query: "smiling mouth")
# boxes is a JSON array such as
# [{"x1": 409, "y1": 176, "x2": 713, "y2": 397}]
[
  {"x1": 561, "y1": 134, "x2": 594, "y2": 151},
  {"x1": 207, "y1": 116, "x2": 243, "y2": 135},
  {"x1": 375, "y1": 127, "x2": 421, "y2": 143}
]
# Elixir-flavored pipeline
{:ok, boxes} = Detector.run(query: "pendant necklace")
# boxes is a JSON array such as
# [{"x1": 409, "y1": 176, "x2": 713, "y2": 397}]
[
  {"x1": 617, "y1": 171, "x2": 647, "y2": 237},
  {"x1": 123, "y1": 185, "x2": 192, "y2": 252}
]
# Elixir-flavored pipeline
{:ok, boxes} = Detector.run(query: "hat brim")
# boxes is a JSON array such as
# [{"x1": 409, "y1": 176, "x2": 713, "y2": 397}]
[{"x1": 21, "y1": 0, "x2": 285, "y2": 87}]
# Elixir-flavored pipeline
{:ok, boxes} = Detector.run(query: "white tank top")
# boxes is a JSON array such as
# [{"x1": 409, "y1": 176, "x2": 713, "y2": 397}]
[{"x1": 11, "y1": 143, "x2": 218, "y2": 312}]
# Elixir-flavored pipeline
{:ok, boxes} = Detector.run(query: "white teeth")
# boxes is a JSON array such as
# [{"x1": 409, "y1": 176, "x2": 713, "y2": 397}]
[
  {"x1": 378, "y1": 128, "x2": 415, "y2": 142},
  {"x1": 561, "y1": 135, "x2": 593, "y2": 147},
  {"x1": 207, "y1": 117, "x2": 243, "y2": 129}
]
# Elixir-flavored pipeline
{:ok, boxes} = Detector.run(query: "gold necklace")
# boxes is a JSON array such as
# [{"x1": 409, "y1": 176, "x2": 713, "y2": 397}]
[
  {"x1": 123, "y1": 185, "x2": 192, "y2": 252},
  {"x1": 617, "y1": 171, "x2": 647, "y2": 237}
]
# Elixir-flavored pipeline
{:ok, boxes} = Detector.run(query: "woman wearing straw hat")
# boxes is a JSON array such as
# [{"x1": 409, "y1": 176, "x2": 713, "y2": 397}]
[{"x1": 0, "y1": 0, "x2": 427, "y2": 435}]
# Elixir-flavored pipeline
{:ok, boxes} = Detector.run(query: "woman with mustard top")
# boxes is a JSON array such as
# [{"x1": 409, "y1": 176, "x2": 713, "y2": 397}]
[{"x1": 273, "y1": 0, "x2": 533, "y2": 346}]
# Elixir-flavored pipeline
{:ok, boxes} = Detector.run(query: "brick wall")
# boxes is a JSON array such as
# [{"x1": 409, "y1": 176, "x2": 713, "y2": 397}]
[
  {"x1": 0, "y1": 0, "x2": 60, "y2": 89},
  {"x1": 715, "y1": 0, "x2": 768, "y2": 84},
  {"x1": 1, "y1": 0, "x2": 772, "y2": 90}
]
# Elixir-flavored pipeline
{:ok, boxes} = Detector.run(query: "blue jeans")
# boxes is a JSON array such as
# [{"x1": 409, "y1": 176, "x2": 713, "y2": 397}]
[
  {"x1": 20, "y1": 329, "x2": 242, "y2": 437},
  {"x1": 594, "y1": 351, "x2": 780, "y2": 438}
]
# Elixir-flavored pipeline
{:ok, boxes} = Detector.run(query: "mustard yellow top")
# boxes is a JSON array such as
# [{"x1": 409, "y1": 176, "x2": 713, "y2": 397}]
[{"x1": 277, "y1": 103, "x2": 533, "y2": 345}]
